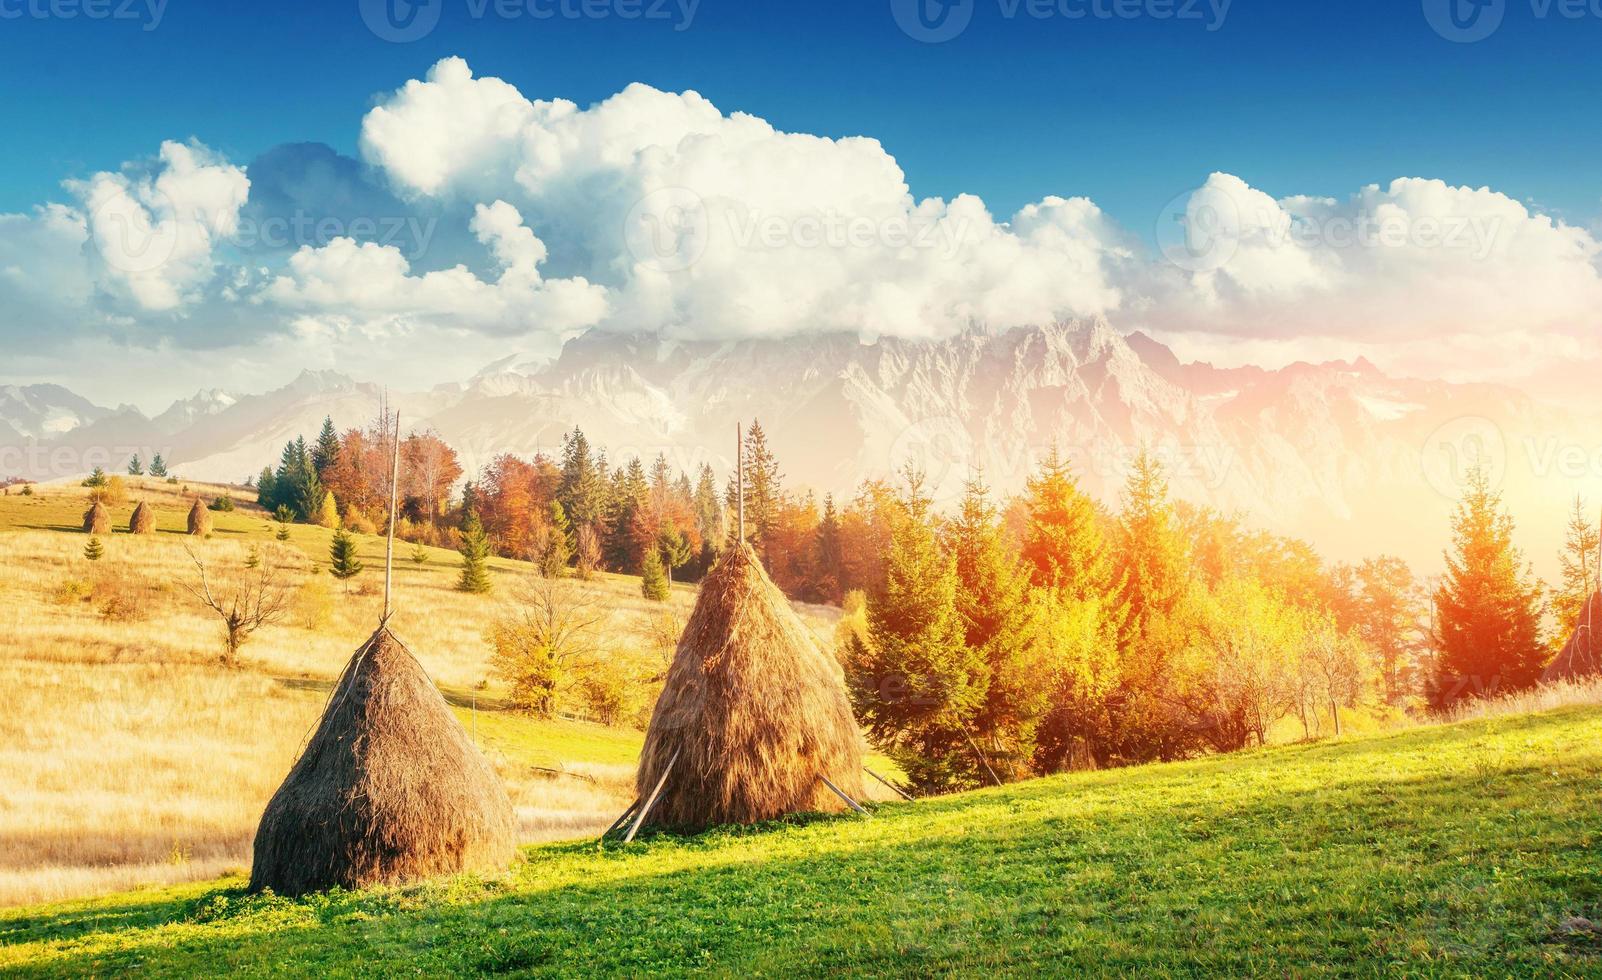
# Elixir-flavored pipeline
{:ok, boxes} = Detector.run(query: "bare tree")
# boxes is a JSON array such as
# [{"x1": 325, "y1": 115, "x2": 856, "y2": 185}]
[
  {"x1": 574, "y1": 523, "x2": 602, "y2": 580},
  {"x1": 641, "y1": 605, "x2": 687, "y2": 672},
  {"x1": 183, "y1": 545, "x2": 295, "y2": 665},
  {"x1": 487, "y1": 576, "x2": 606, "y2": 716}
]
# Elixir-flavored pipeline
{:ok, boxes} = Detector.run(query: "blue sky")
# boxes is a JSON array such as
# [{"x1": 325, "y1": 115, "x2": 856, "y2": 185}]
[{"x1": 2, "y1": 0, "x2": 1599, "y2": 231}]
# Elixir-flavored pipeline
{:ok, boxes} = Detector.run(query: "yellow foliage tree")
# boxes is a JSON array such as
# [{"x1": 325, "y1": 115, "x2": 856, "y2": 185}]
[{"x1": 316, "y1": 491, "x2": 339, "y2": 529}]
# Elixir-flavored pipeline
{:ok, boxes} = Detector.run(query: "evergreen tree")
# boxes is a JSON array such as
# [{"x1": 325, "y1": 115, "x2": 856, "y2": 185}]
[
  {"x1": 245, "y1": 544, "x2": 261, "y2": 570},
  {"x1": 127, "y1": 454, "x2": 144, "y2": 476},
  {"x1": 1432, "y1": 462, "x2": 1546, "y2": 707},
  {"x1": 457, "y1": 509, "x2": 493, "y2": 594},
  {"x1": 410, "y1": 540, "x2": 429, "y2": 565},
  {"x1": 742, "y1": 420, "x2": 782, "y2": 560},
  {"x1": 1115, "y1": 448, "x2": 1188, "y2": 634},
  {"x1": 1021, "y1": 447, "x2": 1123, "y2": 609},
  {"x1": 148, "y1": 453, "x2": 168, "y2": 478},
  {"x1": 658, "y1": 522, "x2": 692, "y2": 582},
  {"x1": 606, "y1": 457, "x2": 649, "y2": 572},
  {"x1": 1552, "y1": 494, "x2": 1599, "y2": 642},
  {"x1": 557, "y1": 427, "x2": 605, "y2": 529},
  {"x1": 83, "y1": 467, "x2": 107, "y2": 488},
  {"x1": 540, "y1": 500, "x2": 574, "y2": 577},
  {"x1": 256, "y1": 466, "x2": 276, "y2": 509},
  {"x1": 328, "y1": 528, "x2": 364, "y2": 583},
  {"x1": 315, "y1": 491, "x2": 340, "y2": 529},
  {"x1": 640, "y1": 544, "x2": 670, "y2": 601},
  {"x1": 311, "y1": 416, "x2": 341, "y2": 478},
  {"x1": 843, "y1": 469, "x2": 985, "y2": 791},
  {"x1": 83, "y1": 536, "x2": 104, "y2": 561},
  {"x1": 812, "y1": 493, "x2": 845, "y2": 602},
  {"x1": 947, "y1": 472, "x2": 1044, "y2": 778},
  {"x1": 1353, "y1": 556, "x2": 1425, "y2": 704},
  {"x1": 693, "y1": 463, "x2": 723, "y2": 550}
]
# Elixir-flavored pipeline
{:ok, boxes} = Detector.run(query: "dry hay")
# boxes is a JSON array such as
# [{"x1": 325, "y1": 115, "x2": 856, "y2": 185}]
[
  {"x1": 128, "y1": 501, "x2": 154, "y2": 534},
  {"x1": 634, "y1": 542, "x2": 864, "y2": 832},
  {"x1": 186, "y1": 499, "x2": 212, "y2": 536},
  {"x1": 249, "y1": 625, "x2": 517, "y2": 896},
  {"x1": 81, "y1": 501, "x2": 110, "y2": 535}
]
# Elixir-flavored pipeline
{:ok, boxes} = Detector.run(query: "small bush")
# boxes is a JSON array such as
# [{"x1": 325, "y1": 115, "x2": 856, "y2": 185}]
[
  {"x1": 19, "y1": 484, "x2": 33, "y2": 496},
  {"x1": 51, "y1": 578, "x2": 91, "y2": 605},
  {"x1": 88, "y1": 477, "x2": 127, "y2": 507},
  {"x1": 209, "y1": 495, "x2": 235, "y2": 512}
]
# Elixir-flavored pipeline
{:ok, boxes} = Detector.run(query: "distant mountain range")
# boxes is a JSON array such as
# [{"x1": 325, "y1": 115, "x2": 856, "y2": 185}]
[{"x1": 5, "y1": 319, "x2": 1597, "y2": 573}]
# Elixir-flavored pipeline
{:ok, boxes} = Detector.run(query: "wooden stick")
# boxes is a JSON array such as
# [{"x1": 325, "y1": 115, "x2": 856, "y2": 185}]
[
  {"x1": 601, "y1": 798, "x2": 639, "y2": 840},
  {"x1": 964, "y1": 730, "x2": 1003, "y2": 788},
  {"x1": 820, "y1": 775, "x2": 869, "y2": 815},
  {"x1": 862, "y1": 766, "x2": 914, "y2": 802},
  {"x1": 625, "y1": 748, "x2": 679, "y2": 843},
  {"x1": 736, "y1": 422, "x2": 744, "y2": 543},
  {"x1": 384, "y1": 408, "x2": 400, "y2": 621}
]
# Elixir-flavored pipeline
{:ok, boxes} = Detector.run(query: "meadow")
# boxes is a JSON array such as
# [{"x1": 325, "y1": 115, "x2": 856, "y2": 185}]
[
  {"x1": 0, "y1": 703, "x2": 1597, "y2": 975},
  {"x1": 0, "y1": 479, "x2": 853, "y2": 907}
]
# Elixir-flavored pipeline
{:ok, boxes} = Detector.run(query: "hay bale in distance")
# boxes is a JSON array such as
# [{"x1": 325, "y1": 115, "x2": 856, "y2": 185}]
[
  {"x1": 187, "y1": 498, "x2": 212, "y2": 536},
  {"x1": 82, "y1": 500, "x2": 110, "y2": 534},
  {"x1": 1544, "y1": 591, "x2": 1602, "y2": 683},
  {"x1": 249, "y1": 625, "x2": 517, "y2": 896},
  {"x1": 128, "y1": 501, "x2": 154, "y2": 534},
  {"x1": 634, "y1": 542, "x2": 865, "y2": 832}
]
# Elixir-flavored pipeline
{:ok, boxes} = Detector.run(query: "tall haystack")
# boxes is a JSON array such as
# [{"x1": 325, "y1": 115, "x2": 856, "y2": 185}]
[
  {"x1": 633, "y1": 542, "x2": 864, "y2": 833},
  {"x1": 249, "y1": 625, "x2": 516, "y2": 895},
  {"x1": 186, "y1": 498, "x2": 211, "y2": 536},
  {"x1": 128, "y1": 501, "x2": 154, "y2": 534},
  {"x1": 82, "y1": 500, "x2": 109, "y2": 534},
  {"x1": 1544, "y1": 591, "x2": 1602, "y2": 683}
]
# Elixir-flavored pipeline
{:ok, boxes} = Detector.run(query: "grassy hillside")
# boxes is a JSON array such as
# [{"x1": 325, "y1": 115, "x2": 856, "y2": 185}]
[
  {"x1": 0, "y1": 479, "x2": 860, "y2": 907},
  {"x1": 2, "y1": 706, "x2": 1599, "y2": 976}
]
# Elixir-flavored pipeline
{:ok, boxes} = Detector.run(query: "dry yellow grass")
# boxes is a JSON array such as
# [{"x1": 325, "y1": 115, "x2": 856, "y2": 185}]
[{"x1": 0, "y1": 481, "x2": 852, "y2": 908}]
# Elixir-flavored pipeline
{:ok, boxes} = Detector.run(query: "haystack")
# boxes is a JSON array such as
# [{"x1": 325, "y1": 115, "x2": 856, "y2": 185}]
[
  {"x1": 82, "y1": 500, "x2": 109, "y2": 534},
  {"x1": 633, "y1": 542, "x2": 864, "y2": 833},
  {"x1": 1544, "y1": 592, "x2": 1602, "y2": 683},
  {"x1": 128, "y1": 501, "x2": 154, "y2": 534},
  {"x1": 186, "y1": 498, "x2": 211, "y2": 536},
  {"x1": 249, "y1": 625, "x2": 516, "y2": 896}
]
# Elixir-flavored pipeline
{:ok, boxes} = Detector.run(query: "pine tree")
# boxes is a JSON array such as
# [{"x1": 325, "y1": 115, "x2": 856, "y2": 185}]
[
  {"x1": 693, "y1": 463, "x2": 723, "y2": 550},
  {"x1": 540, "y1": 500, "x2": 573, "y2": 577},
  {"x1": 557, "y1": 427, "x2": 605, "y2": 529},
  {"x1": 1021, "y1": 447, "x2": 1122, "y2": 608},
  {"x1": 843, "y1": 469, "x2": 985, "y2": 791},
  {"x1": 83, "y1": 536, "x2": 104, "y2": 561},
  {"x1": 328, "y1": 529, "x2": 364, "y2": 583},
  {"x1": 457, "y1": 509, "x2": 493, "y2": 594},
  {"x1": 256, "y1": 466, "x2": 276, "y2": 509},
  {"x1": 148, "y1": 453, "x2": 168, "y2": 478},
  {"x1": 947, "y1": 472, "x2": 1043, "y2": 778},
  {"x1": 127, "y1": 454, "x2": 144, "y2": 476},
  {"x1": 245, "y1": 544, "x2": 261, "y2": 570},
  {"x1": 812, "y1": 493, "x2": 845, "y2": 601},
  {"x1": 315, "y1": 491, "x2": 340, "y2": 529},
  {"x1": 640, "y1": 545, "x2": 669, "y2": 601},
  {"x1": 1432, "y1": 462, "x2": 1546, "y2": 707},
  {"x1": 1552, "y1": 494, "x2": 1599, "y2": 642},
  {"x1": 410, "y1": 541, "x2": 429, "y2": 565},
  {"x1": 742, "y1": 420, "x2": 782, "y2": 561},
  {"x1": 1115, "y1": 448, "x2": 1188, "y2": 634},
  {"x1": 83, "y1": 467, "x2": 107, "y2": 488},
  {"x1": 658, "y1": 523, "x2": 692, "y2": 582},
  {"x1": 311, "y1": 416, "x2": 341, "y2": 478},
  {"x1": 606, "y1": 457, "x2": 649, "y2": 573}
]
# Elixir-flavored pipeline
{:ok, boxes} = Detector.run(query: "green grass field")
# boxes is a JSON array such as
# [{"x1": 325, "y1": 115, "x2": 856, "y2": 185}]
[{"x1": 3, "y1": 705, "x2": 1598, "y2": 976}]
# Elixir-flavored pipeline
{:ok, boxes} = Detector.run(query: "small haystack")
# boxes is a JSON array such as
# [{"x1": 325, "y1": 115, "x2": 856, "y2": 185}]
[
  {"x1": 632, "y1": 542, "x2": 865, "y2": 833},
  {"x1": 128, "y1": 501, "x2": 154, "y2": 534},
  {"x1": 186, "y1": 498, "x2": 211, "y2": 536},
  {"x1": 249, "y1": 625, "x2": 516, "y2": 896},
  {"x1": 82, "y1": 500, "x2": 110, "y2": 534},
  {"x1": 1544, "y1": 591, "x2": 1602, "y2": 683}
]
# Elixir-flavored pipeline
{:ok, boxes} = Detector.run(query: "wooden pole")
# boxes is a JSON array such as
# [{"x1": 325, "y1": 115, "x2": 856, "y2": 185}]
[
  {"x1": 625, "y1": 748, "x2": 679, "y2": 843},
  {"x1": 384, "y1": 408, "x2": 400, "y2": 622},
  {"x1": 863, "y1": 766, "x2": 914, "y2": 802},
  {"x1": 964, "y1": 730, "x2": 1003, "y2": 788},
  {"x1": 736, "y1": 422, "x2": 744, "y2": 543},
  {"x1": 820, "y1": 775, "x2": 868, "y2": 815},
  {"x1": 601, "y1": 798, "x2": 640, "y2": 841}
]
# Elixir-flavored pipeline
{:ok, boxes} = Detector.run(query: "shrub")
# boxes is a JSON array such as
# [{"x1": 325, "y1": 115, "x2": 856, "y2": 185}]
[
  {"x1": 575, "y1": 662, "x2": 643, "y2": 727},
  {"x1": 20, "y1": 484, "x2": 34, "y2": 496},
  {"x1": 88, "y1": 477, "x2": 127, "y2": 507},
  {"x1": 209, "y1": 495, "x2": 235, "y2": 512},
  {"x1": 51, "y1": 578, "x2": 91, "y2": 605}
]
